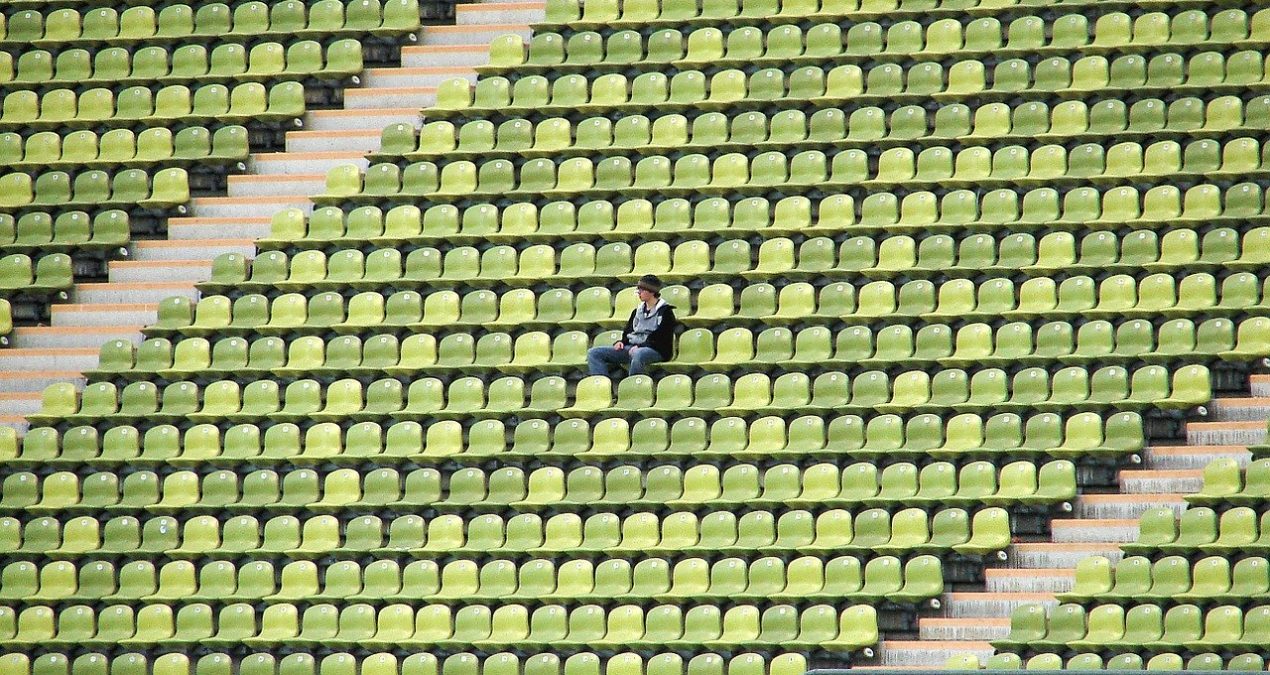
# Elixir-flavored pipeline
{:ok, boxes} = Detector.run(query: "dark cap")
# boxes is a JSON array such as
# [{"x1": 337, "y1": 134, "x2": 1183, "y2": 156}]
[{"x1": 636, "y1": 274, "x2": 663, "y2": 295}]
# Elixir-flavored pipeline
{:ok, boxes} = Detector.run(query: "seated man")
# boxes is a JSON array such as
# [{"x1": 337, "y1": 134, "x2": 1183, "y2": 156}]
[{"x1": 586, "y1": 274, "x2": 677, "y2": 378}]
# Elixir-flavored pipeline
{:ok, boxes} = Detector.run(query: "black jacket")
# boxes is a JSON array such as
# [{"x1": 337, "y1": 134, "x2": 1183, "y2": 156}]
[{"x1": 621, "y1": 302, "x2": 678, "y2": 358}]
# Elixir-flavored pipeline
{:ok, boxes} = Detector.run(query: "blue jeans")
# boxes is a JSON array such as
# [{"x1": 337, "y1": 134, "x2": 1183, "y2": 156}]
[{"x1": 587, "y1": 345, "x2": 664, "y2": 377}]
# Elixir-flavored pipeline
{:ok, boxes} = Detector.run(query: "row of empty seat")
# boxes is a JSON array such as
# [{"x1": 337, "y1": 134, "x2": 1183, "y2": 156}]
[
  {"x1": 24, "y1": 364, "x2": 1213, "y2": 428},
  {"x1": 0, "y1": 127, "x2": 249, "y2": 172},
  {"x1": 0, "y1": 507, "x2": 1011, "y2": 557},
  {"x1": 431, "y1": 65, "x2": 1270, "y2": 120},
  {"x1": 261, "y1": 195, "x2": 1268, "y2": 251},
  {"x1": 0, "y1": 0, "x2": 421, "y2": 47},
  {"x1": 0, "y1": 81, "x2": 305, "y2": 129},
  {"x1": 997, "y1": 602, "x2": 1270, "y2": 653},
  {"x1": 146, "y1": 275, "x2": 1270, "y2": 340},
  {"x1": 487, "y1": 13, "x2": 1262, "y2": 73},
  {"x1": 5, "y1": 410, "x2": 1143, "y2": 466},
  {"x1": 2, "y1": 40, "x2": 363, "y2": 92},
  {"x1": 320, "y1": 149, "x2": 1268, "y2": 210},
  {"x1": 200, "y1": 237, "x2": 1270, "y2": 297},
  {"x1": 0, "y1": 253, "x2": 72, "y2": 300},
  {"x1": 383, "y1": 105, "x2": 1270, "y2": 165},
  {"x1": 1185, "y1": 457, "x2": 1270, "y2": 506},
  {"x1": 537, "y1": 0, "x2": 1248, "y2": 33},
  {"x1": 1123, "y1": 505, "x2": 1270, "y2": 555},
  {"x1": 90, "y1": 317, "x2": 1264, "y2": 384},
  {"x1": 0, "y1": 600, "x2": 880, "y2": 650},
  {"x1": 0, "y1": 168, "x2": 188, "y2": 211},
  {"x1": 0, "y1": 459, "x2": 1077, "y2": 513},
  {"x1": 0, "y1": 650, "x2": 808, "y2": 675},
  {"x1": 0, "y1": 554, "x2": 935, "y2": 604},
  {"x1": 956, "y1": 650, "x2": 1267, "y2": 672},
  {"x1": 1060, "y1": 555, "x2": 1270, "y2": 605}
]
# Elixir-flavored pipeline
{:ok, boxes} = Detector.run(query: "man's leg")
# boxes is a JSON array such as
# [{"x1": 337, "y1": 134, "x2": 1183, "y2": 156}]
[
  {"x1": 628, "y1": 347, "x2": 663, "y2": 376},
  {"x1": 586, "y1": 346, "x2": 629, "y2": 376}
]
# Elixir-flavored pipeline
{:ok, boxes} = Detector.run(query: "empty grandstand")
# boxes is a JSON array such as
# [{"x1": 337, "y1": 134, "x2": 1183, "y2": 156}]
[{"x1": 0, "y1": 0, "x2": 1269, "y2": 672}]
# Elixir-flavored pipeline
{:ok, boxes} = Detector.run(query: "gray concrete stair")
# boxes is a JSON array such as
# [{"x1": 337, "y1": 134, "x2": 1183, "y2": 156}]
[
  {"x1": 1050, "y1": 517, "x2": 1139, "y2": 544},
  {"x1": 918, "y1": 618, "x2": 1011, "y2": 642},
  {"x1": 345, "y1": 86, "x2": 438, "y2": 110},
  {"x1": 1072, "y1": 493, "x2": 1186, "y2": 519},
  {"x1": 1007, "y1": 542, "x2": 1126, "y2": 569},
  {"x1": 130, "y1": 239, "x2": 256, "y2": 262},
  {"x1": 402, "y1": 44, "x2": 492, "y2": 68},
  {"x1": 72, "y1": 282, "x2": 196, "y2": 305},
  {"x1": 423, "y1": 22, "x2": 532, "y2": 45},
  {"x1": 363, "y1": 66, "x2": 477, "y2": 89},
  {"x1": 875, "y1": 641, "x2": 993, "y2": 668},
  {"x1": 0, "y1": 348, "x2": 98, "y2": 374},
  {"x1": 51, "y1": 303, "x2": 157, "y2": 328},
  {"x1": 1118, "y1": 468, "x2": 1203, "y2": 494},
  {"x1": 307, "y1": 107, "x2": 421, "y2": 132},
  {"x1": 108, "y1": 260, "x2": 213, "y2": 285},
  {"x1": 167, "y1": 217, "x2": 273, "y2": 241},
  {"x1": 0, "y1": 392, "x2": 44, "y2": 417},
  {"x1": 227, "y1": 174, "x2": 326, "y2": 198},
  {"x1": 942, "y1": 592, "x2": 1059, "y2": 618},
  {"x1": 286, "y1": 129, "x2": 384, "y2": 153},
  {"x1": 251, "y1": 151, "x2": 369, "y2": 176},
  {"x1": 1187, "y1": 420, "x2": 1264, "y2": 446},
  {"x1": 1147, "y1": 444, "x2": 1252, "y2": 469},
  {"x1": 8, "y1": 326, "x2": 144, "y2": 350},
  {"x1": 456, "y1": 1, "x2": 543, "y2": 25},
  {"x1": 1207, "y1": 397, "x2": 1270, "y2": 422},
  {"x1": 0, "y1": 415, "x2": 32, "y2": 435},
  {"x1": 983, "y1": 568, "x2": 1075, "y2": 594},
  {"x1": 187, "y1": 196, "x2": 313, "y2": 219}
]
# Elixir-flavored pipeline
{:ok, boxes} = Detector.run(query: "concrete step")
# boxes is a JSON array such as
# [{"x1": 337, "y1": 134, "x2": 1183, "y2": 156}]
[
  {"x1": 226, "y1": 174, "x2": 325, "y2": 198},
  {"x1": 422, "y1": 23, "x2": 531, "y2": 45},
  {"x1": 402, "y1": 44, "x2": 491, "y2": 68},
  {"x1": 1051, "y1": 517, "x2": 1139, "y2": 544},
  {"x1": 984, "y1": 568, "x2": 1075, "y2": 594},
  {"x1": 72, "y1": 282, "x2": 195, "y2": 305},
  {"x1": 108, "y1": 260, "x2": 213, "y2": 285},
  {"x1": 1118, "y1": 469, "x2": 1203, "y2": 494},
  {"x1": 251, "y1": 151, "x2": 368, "y2": 176},
  {"x1": 1187, "y1": 420, "x2": 1264, "y2": 447},
  {"x1": 1146, "y1": 445, "x2": 1252, "y2": 470},
  {"x1": 9, "y1": 326, "x2": 143, "y2": 350},
  {"x1": 51, "y1": 303, "x2": 157, "y2": 328},
  {"x1": 0, "y1": 392, "x2": 44, "y2": 417},
  {"x1": 0, "y1": 416, "x2": 30, "y2": 436},
  {"x1": 363, "y1": 66, "x2": 477, "y2": 89},
  {"x1": 942, "y1": 592, "x2": 1057, "y2": 618},
  {"x1": 345, "y1": 85, "x2": 437, "y2": 110},
  {"x1": 286, "y1": 129, "x2": 384, "y2": 153},
  {"x1": 455, "y1": 2, "x2": 544, "y2": 25},
  {"x1": 1208, "y1": 397, "x2": 1270, "y2": 422},
  {"x1": 308, "y1": 107, "x2": 420, "y2": 132},
  {"x1": 1073, "y1": 493, "x2": 1186, "y2": 519},
  {"x1": 876, "y1": 641, "x2": 994, "y2": 668},
  {"x1": 130, "y1": 239, "x2": 256, "y2": 262},
  {"x1": 1008, "y1": 543, "x2": 1125, "y2": 569},
  {"x1": 0, "y1": 371, "x2": 84, "y2": 395},
  {"x1": 1252, "y1": 374, "x2": 1270, "y2": 397},
  {"x1": 188, "y1": 196, "x2": 312, "y2": 220},
  {"x1": 918, "y1": 618, "x2": 1011, "y2": 642},
  {"x1": 168, "y1": 217, "x2": 272, "y2": 241},
  {"x1": 0, "y1": 348, "x2": 98, "y2": 373}
]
